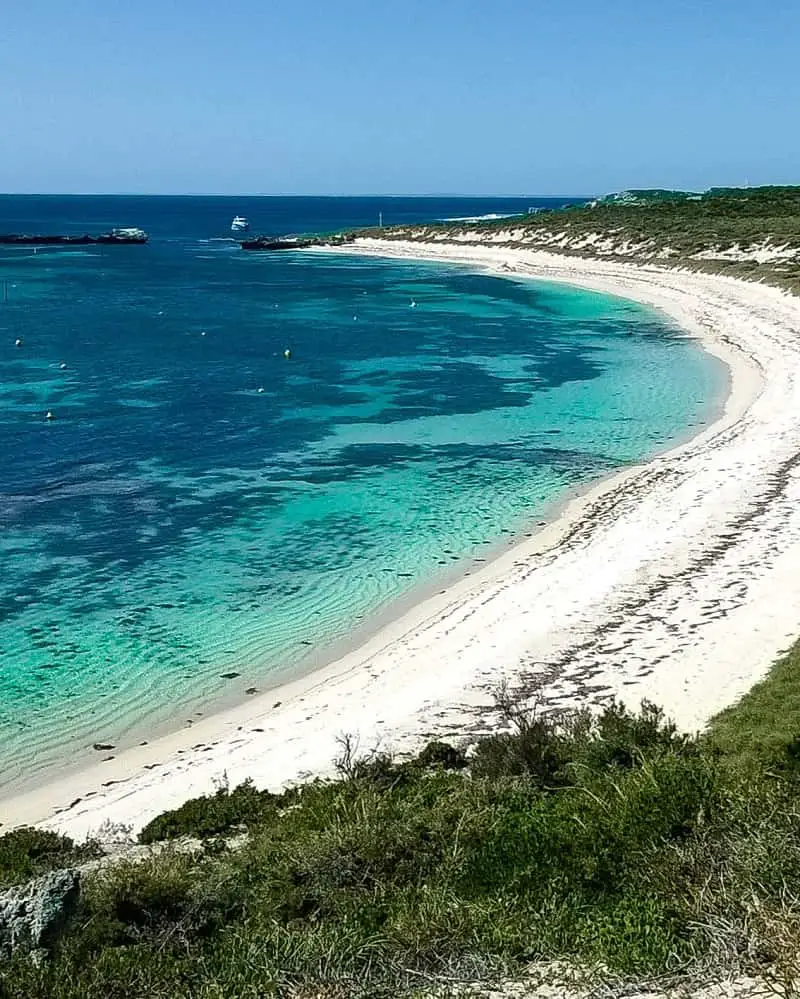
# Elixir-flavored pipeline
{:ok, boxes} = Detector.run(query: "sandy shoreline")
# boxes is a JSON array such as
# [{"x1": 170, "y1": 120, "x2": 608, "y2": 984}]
[{"x1": 5, "y1": 240, "x2": 800, "y2": 841}]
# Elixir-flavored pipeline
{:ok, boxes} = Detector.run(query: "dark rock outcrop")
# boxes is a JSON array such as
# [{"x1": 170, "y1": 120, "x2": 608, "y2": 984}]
[{"x1": 240, "y1": 233, "x2": 353, "y2": 251}]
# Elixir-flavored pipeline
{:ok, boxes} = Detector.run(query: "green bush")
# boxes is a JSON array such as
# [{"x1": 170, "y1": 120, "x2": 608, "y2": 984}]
[
  {"x1": 7, "y1": 670, "x2": 800, "y2": 996},
  {"x1": 469, "y1": 698, "x2": 691, "y2": 784},
  {"x1": 0, "y1": 827, "x2": 100, "y2": 885},
  {"x1": 138, "y1": 778, "x2": 277, "y2": 843},
  {"x1": 411, "y1": 740, "x2": 468, "y2": 771}
]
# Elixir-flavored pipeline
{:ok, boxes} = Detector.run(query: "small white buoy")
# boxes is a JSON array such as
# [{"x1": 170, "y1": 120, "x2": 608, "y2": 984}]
[
  {"x1": 45, "y1": 410, "x2": 53, "y2": 420},
  {"x1": 283, "y1": 348, "x2": 291, "y2": 360},
  {"x1": 353, "y1": 315, "x2": 358, "y2": 321},
  {"x1": 200, "y1": 330, "x2": 207, "y2": 337},
  {"x1": 15, "y1": 338, "x2": 23, "y2": 347}
]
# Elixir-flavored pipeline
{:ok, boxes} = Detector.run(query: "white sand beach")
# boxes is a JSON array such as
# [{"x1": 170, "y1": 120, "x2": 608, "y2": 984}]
[{"x1": 6, "y1": 240, "x2": 800, "y2": 841}]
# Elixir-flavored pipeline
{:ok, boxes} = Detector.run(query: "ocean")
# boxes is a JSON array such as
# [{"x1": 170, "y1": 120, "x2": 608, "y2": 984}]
[{"x1": 0, "y1": 195, "x2": 727, "y2": 791}]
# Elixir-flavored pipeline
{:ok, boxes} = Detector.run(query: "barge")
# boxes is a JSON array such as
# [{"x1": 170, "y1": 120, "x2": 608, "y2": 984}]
[{"x1": 0, "y1": 227, "x2": 149, "y2": 246}]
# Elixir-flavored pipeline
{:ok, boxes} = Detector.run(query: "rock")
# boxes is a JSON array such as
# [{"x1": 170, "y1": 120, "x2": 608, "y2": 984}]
[{"x1": 0, "y1": 869, "x2": 80, "y2": 959}]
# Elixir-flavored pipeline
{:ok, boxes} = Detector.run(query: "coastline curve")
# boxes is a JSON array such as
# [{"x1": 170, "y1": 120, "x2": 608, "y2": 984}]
[{"x1": 5, "y1": 241, "x2": 800, "y2": 840}]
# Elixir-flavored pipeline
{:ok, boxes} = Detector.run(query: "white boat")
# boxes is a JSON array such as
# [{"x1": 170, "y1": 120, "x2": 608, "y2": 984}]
[{"x1": 231, "y1": 216, "x2": 249, "y2": 232}]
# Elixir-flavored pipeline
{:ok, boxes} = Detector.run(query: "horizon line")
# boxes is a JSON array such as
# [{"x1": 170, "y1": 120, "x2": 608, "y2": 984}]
[{"x1": 0, "y1": 191, "x2": 595, "y2": 200}]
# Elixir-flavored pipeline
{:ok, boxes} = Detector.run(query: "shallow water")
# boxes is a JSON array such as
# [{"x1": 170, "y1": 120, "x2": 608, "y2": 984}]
[{"x1": 0, "y1": 196, "x2": 727, "y2": 789}]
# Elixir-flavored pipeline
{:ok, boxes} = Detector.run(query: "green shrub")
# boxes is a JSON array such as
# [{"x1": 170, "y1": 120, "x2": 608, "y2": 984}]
[
  {"x1": 138, "y1": 778, "x2": 277, "y2": 843},
  {"x1": 469, "y1": 699, "x2": 691, "y2": 784},
  {"x1": 572, "y1": 699, "x2": 695, "y2": 772},
  {"x1": 11, "y1": 635, "x2": 800, "y2": 995},
  {"x1": 412, "y1": 740, "x2": 468, "y2": 771},
  {"x1": 0, "y1": 827, "x2": 101, "y2": 885},
  {"x1": 73, "y1": 853, "x2": 245, "y2": 957}
]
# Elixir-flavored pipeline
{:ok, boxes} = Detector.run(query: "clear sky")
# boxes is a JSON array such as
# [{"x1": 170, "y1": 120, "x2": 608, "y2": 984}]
[{"x1": 1, "y1": 0, "x2": 797, "y2": 196}]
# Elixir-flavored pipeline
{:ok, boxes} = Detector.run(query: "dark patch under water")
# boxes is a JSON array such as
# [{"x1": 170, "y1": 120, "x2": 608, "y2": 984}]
[{"x1": 0, "y1": 195, "x2": 726, "y2": 786}]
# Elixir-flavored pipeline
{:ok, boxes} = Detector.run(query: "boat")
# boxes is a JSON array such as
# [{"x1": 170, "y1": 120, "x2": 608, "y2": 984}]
[
  {"x1": 231, "y1": 216, "x2": 249, "y2": 233},
  {"x1": 96, "y1": 227, "x2": 148, "y2": 244},
  {"x1": 0, "y1": 228, "x2": 148, "y2": 246}
]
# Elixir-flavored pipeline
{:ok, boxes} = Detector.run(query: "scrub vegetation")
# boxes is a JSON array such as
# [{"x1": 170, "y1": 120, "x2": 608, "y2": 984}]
[
  {"x1": 3, "y1": 642, "x2": 800, "y2": 997},
  {"x1": 360, "y1": 185, "x2": 800, "y2": 295}
]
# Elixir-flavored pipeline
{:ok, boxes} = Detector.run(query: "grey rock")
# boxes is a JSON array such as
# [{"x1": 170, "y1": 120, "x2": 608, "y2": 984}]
[{"x1": 0, "y1": 869, "x2": 80, "y2": 959}]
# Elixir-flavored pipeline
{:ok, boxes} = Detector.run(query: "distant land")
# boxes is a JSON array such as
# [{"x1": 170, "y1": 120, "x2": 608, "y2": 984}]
[{"x1": 361, "y1": 185, "x2": 800, "y2": 294}]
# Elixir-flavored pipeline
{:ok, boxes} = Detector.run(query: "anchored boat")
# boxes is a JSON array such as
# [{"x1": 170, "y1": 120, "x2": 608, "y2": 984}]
[{"x1": 0, "y1": 228, "x2": 148, "y2": 246}]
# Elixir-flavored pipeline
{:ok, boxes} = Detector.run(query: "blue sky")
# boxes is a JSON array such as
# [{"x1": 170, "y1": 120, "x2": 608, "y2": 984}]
[{"x1": 1, "y1": 0, "x2": 797, "y2": 195}]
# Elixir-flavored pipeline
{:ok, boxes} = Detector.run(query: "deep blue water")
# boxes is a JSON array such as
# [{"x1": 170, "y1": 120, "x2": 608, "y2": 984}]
[
  {"x1": 0, "y1": 195, "x2": 726, "y2": 789},
  {"x1": 0, "y1": 194, "x2": 582, "y2": 241}
]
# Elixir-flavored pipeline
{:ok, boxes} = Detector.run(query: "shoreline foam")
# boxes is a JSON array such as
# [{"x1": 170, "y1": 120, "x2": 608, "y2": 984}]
[{"x1": 6, "y1": 241, "x2": 800, "y2": 840}]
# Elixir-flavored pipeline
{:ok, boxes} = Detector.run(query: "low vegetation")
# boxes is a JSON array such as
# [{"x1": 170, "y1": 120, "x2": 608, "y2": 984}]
[
  {"x1": 0, "y1": 827, "x2": 100, "y2": 886},
  {"x1": 708, "y1": 639, "x2": 800, "y2": 770},
  {"x1": 3, "y1": 640, "x2": 800, "y2": 997},
  {"x1": 137, "y1": 777, "x2": 280, "y2": 844},
  {"x1": 355, "y1": 185, "x2": 800, "y2": 295}
]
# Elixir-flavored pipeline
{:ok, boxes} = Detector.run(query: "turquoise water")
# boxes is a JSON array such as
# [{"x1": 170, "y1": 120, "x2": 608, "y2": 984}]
[{"x1": 0, "y1": 196, "x2": 727, "y2": 790}]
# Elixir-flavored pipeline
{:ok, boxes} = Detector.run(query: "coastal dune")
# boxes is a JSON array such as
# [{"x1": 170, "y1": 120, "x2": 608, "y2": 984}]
[{"x1": 7, "y1": 240, "x2": 800, "y2": 840}]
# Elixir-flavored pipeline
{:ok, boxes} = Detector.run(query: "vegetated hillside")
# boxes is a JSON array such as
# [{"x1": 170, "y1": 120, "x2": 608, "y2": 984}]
[
  {"x1": 358, "y1": 186, "x2": 800, "y2": 293},
  {"x1": 4, "y1": 641, "x2": 800, "y2": 998},
  {"x1": 595, "y1": 188, "x2": 702, "y2": 206}
]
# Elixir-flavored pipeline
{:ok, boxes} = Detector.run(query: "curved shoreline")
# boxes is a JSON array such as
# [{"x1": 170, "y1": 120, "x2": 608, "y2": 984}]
[{"x1": 5, "y1": 242, "x2": 800, "y2": 840}]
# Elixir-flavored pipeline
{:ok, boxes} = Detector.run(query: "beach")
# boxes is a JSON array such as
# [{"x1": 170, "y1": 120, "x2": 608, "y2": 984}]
[{"x1": 6, "y1": 238, "x2": 800, "y2": 841}]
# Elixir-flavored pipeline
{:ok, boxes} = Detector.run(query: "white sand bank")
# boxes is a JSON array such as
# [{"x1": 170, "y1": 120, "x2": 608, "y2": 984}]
[{"x1": 6, "y1": 240, "x2": 800, "y2": 840}]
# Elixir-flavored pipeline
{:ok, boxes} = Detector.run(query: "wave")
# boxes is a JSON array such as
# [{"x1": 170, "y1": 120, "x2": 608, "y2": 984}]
[{"x1": 436, "y1": 212, "x2": 521, "y2": 223}]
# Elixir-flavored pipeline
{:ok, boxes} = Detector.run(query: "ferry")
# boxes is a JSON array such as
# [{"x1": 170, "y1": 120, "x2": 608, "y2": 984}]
[{"x1": 231, "y1": 216, "x2": 249, "y2": 233}]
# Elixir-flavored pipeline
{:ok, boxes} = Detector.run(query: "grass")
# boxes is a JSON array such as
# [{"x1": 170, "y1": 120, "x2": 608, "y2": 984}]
[
  {"x1": 4, "y1": 670, "x2": 800, "y2": 997},
  {"x1": 707, "y1": 639, "x2": 800, "y2": 769}
]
